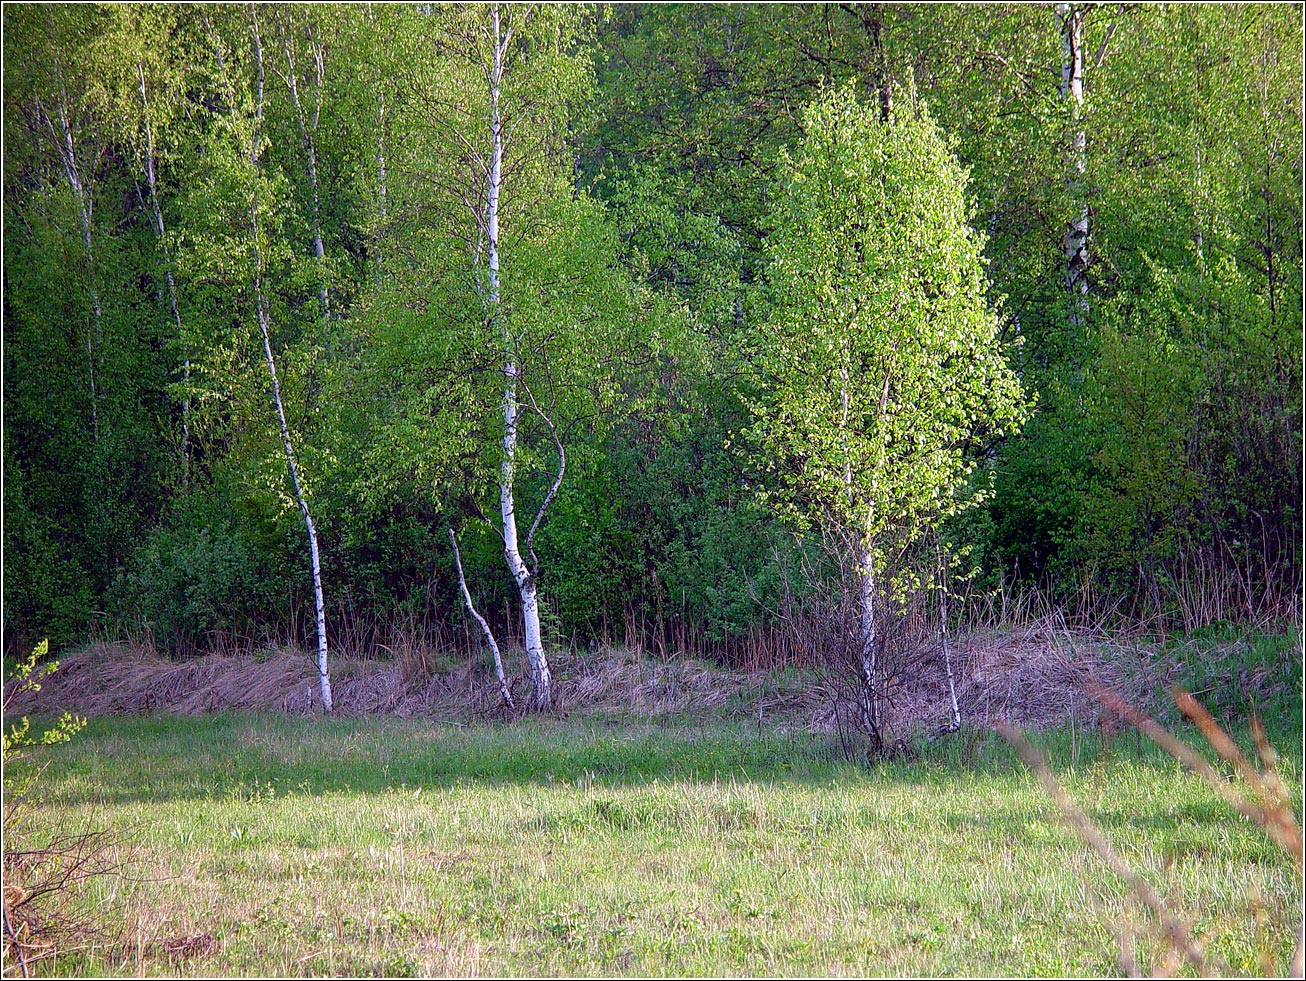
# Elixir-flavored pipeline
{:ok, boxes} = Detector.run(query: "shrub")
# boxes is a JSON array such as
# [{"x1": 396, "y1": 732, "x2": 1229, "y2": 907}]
[{"x1": 2, "y1": 640, "x2": 110, "y2": 975}]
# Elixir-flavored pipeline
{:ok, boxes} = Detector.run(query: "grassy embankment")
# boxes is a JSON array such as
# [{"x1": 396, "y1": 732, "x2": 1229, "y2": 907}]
[{"x1": 8, "y1": 629, "x2": 1302, "y2": 977}]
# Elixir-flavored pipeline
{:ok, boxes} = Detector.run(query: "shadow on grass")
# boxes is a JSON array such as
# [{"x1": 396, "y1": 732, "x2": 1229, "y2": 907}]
[{"x1": 30, "y1": 709, "x2": 1304, "y2": 815}]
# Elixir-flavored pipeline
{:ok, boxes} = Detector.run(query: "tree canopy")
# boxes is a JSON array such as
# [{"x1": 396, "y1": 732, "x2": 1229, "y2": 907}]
[{"x1": 3, "y1": 3, "x2": 1300, "y2": 669}]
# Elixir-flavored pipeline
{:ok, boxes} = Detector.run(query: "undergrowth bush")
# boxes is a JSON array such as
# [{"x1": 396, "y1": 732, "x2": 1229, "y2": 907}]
[
  {"x1": 3, "y1": 640, "x2": 85, "y2": 816},
  {"x1": 2, "y1": 640, "x2": 113, "y2": 977}
]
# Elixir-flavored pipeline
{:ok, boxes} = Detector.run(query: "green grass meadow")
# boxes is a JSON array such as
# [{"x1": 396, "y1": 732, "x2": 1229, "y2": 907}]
[{"x1": 9, "y1": 680, "x2": 1302, "y2": 978}]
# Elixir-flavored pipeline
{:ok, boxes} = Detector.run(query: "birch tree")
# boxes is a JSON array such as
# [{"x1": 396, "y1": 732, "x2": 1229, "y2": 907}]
[
  {"x1": 85, "y1": 6, "x2": 200, "y2": 483},
  {"x1": 374, "y1": 4, "x2": 594, "y2": 710},
  {"x1": 272, "y1": 6, "x2": 332, "y2": 321},
  {"x1": 185, "y1": 8, "x2": 335, "y2": 710},
  {"x1": 481, "y1": 5, "x2": 548, "y2": 707},
  {"x1": 1057, "y1": 3, "x2": 1118, "y2": 330},
  {"x1": 749, "y1": 86, "x2": 1028, "y2": 743},
  {"x1": 8, "y1": 7, "x2": 111, "y2": 444}
]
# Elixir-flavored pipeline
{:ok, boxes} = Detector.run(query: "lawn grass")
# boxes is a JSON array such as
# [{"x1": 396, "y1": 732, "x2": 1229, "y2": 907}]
[{"x1": 9, "y1": 686, "x2": 1301, "y2": 978}]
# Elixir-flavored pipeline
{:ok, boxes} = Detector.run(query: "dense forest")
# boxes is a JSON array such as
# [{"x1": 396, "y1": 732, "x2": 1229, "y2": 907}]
[{"x1": 3, "y1": 3, "x2": 1301, "y2": 710}]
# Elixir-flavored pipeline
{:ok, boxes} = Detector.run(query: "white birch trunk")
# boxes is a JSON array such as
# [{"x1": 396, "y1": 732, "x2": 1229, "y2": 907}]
[
  {"x1": 364, "y1": 3, "x2": 388, "y2": 272},
  {"x1": 43, "y1": 56, "x2": 101, "y2": 442},
  {"x1": 1057, "y1": 3, "x2": 1090, "y2": 325},
  {"x1": 249, "y1": 11, "x2": 333, "y2": 713},
  {"x1": 376, "y1": 87, "x2": 388, "y2": 267},
  {"x1": 450, "y1": 529, "x2": 514, "y2": 709},
  {"x1": 936, "y1": 541, "x2": 961, "y2": 737},
  {"x1": 855, "y1": 536, "x2": 880, "y2": 739},
  {"x1": 487, "y1": 4, "x2": 551, "y2": 710},
  {"x1": 841, "y1": 360, "x2": 880, "y2": 734}
]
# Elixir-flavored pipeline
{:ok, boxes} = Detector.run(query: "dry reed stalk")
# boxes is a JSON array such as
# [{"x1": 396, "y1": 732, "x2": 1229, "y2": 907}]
[
  {"x1": 1092, "y1": 686, "x2": 1303, "y2": 867},
  {"x1": 1005, "y1": 683, "x2": 1305, "y2": 978},
  {"x1": 994, "y1": 720, "x2": 1211, "y2": 975}
]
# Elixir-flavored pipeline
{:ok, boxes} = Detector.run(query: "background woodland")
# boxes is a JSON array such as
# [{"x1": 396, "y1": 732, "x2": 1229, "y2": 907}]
[{"x1": 4, "y1": 3, "x2": 1300, "y2": 677}]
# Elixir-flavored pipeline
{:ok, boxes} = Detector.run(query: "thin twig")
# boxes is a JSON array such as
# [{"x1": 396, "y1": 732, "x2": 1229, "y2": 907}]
[
  {"x1": 2, "y1": 899, "x2": 31, "y2": 978},
  {"x1": 1093, "y1": 685, "x2": 1302, "y2": 866}
]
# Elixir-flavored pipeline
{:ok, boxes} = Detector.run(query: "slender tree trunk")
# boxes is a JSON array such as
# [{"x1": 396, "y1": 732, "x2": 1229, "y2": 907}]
[
  {"x1": 936, "y1": 540, "x2": 961, "y2": 736},
  {"x1": 1058, "y1": 2, "x2": 1090, "y2": 328},
  {"x1": 138, "y1": 62, "x2": 191, "y2": 484},
  {"x1": 855, "y1": 535, "x2": 880, "y2": 742},
  {"x1": 249, "y1": 9, "x2": 333, "y2": 712},
  {"x1": 846, "y1": 3, "x2": 893, "y2": 121},
  {"x1": 449, "y1": 529, "x2": 514, "y2": 709},
  {"x1": 1261, "y1": 128, "x2": 1277, "y2": 323},
  {"x1": 279, "y1": 11, "x2": 331, "y2": 321},
  {"x1": 364, "y1": 3, "x2": 388, "y2": 273},
  {"x1": 376, "y1": 88, "x2": 388, "y2": 268},
  {"x1": 487, "y1": 4, "x2": 551, "y2": 710},
  {"x1": 1194, "y1": 146, "x2": 1206, "y2": 267},
  {"x1": 841, "y1": 357, "x2": 881, "y2": 735},
  {"x1": 43, "y1": 64, "x2": 101, "y2": 442}
]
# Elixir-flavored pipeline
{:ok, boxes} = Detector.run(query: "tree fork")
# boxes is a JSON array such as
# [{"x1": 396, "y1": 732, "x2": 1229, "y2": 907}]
[{"x1": 485, "y1": 3, "x2": 552, "y2": 711}]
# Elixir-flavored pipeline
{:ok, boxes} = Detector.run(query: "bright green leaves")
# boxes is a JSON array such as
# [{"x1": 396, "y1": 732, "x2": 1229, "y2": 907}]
[
  {"x1": 3, "y1": 641, "x2": 86, "y2": 807},
  {"x1": 749, "y1": 85, "x2": 1029, "y2": 564}
]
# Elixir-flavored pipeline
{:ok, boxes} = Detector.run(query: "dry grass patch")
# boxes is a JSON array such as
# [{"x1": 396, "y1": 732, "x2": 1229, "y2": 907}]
[{"x1": 16, "y1": 631, "x2": 1157, "y2": 741}]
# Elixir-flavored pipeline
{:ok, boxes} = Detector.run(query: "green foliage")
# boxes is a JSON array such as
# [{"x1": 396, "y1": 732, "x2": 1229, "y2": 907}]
[
  {"x1": 2, "y1": 4, "x2": 1300, "y2": 654},
  {"x1": 2, "y1": 641, "x2": 87, "y2": 809},
  {"x1": 3, "y1": 8, "x2": 179, "y2": 650},
  {"x1": 748, "y1": 85, "x2": 1028, "y2": 574},
  {"x1": 111, "y1": 482, "x2": 295, "y2": 654}
]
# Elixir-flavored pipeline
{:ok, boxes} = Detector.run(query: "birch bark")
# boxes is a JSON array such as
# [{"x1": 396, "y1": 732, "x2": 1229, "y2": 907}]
[
  {"x1": 855, "y1": 536, "x2": 880, "y2": 738},
  {"x1": 485, "y1": 4, "x2": 552, "y2": 710},
  {"x1": 841, "y1": 351, "x2": 880, "y2": 736},
  {"x1": 41, "y1": 28, "x2": 102, "y2": 442},
  {"x1": 245, "y1": 9, "x2": 334, "y2": 712},
  {"x1": 278, "y1": 11, "x2": 331, "y2": 321},
  {"x1": 1057, "y1": 3, "x2": 1090, "y2": 326},
  {"x1": 375, "y1": 86, "x2": 388, "y2": 268},
  {"x1": 450, "y1": 529, "x2": 514, "y2": 709},
  {"x1": 935, "y1": 541, "x2": 961, "y2": 737}
]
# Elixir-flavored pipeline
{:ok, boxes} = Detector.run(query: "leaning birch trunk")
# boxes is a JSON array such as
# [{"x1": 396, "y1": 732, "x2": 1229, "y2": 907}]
[
  {"x1": 486, "y1": 4, "x2": 551, "y2": 711},
  {"x1": 1057, "y1": 2, "x2": 1090, "y2": 327},
  {"x1": 449, "y1": 529, "x2": 514, "y2": 710},
  {"x1": 137, "y1": 62, "x2": 192, "y2": 483},
  {"x1": 41, "y1": 34, "x2": 101, "y2": 442},
  {"x1": 249, "y1": 10, "x2": 333, "y2": 713}
]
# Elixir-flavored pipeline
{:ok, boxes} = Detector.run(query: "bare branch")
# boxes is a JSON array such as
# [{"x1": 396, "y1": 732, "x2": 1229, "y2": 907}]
[
  {"x1": 1092, "y1": 21, "x2": 1118, "y2": 71},
  {"x1": 449, "y1": 528, "x2": 514, "y2": 710},
  {"x1": 519, "y1": 375, "x2": 567, "y2": 575}
]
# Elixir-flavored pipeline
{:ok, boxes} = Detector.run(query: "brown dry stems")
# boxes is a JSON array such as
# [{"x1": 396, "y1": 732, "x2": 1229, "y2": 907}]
[{"x1": 996, "y1": 687, "x2": 1304, "y2": 978}]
